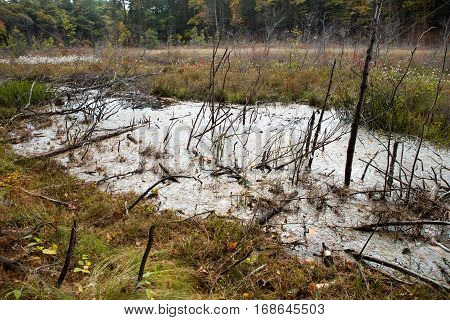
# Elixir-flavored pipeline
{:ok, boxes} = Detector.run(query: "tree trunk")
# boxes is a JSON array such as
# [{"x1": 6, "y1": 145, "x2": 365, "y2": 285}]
[{"x1": 344, "y1": 0, "x2": 383, "y2": 186}]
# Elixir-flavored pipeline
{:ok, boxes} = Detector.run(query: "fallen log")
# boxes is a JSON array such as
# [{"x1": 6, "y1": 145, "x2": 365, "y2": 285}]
[
  {"x1": 28, "y1": 124, "x2": 147, "y2": 160},
  {"x1": 354, "y1": 220, "x2": 450, "y2": 232}
]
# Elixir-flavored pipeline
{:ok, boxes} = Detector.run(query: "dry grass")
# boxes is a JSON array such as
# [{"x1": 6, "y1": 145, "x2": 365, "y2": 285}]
[{"x1": 1, "y1": 44, "x2": 447, "y2": 144}]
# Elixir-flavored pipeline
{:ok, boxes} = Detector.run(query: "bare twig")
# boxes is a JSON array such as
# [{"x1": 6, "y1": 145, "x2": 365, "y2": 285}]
[{"x1": 354, "y1": 220, "x2": 450, "y2": 232}]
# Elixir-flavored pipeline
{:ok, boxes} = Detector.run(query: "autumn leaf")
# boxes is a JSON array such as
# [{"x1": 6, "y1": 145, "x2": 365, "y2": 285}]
[
  {"x1": 227, "y1": 242, "x2": 238, "y2": 252},
  {"x1": 74, "y1": 267, "x2": 90, "y2": 274}
]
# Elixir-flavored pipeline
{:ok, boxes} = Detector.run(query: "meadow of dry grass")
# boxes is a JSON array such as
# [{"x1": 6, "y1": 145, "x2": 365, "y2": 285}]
[{"x1": 1, "y1": 44, "x2": 448, "y2": 145}]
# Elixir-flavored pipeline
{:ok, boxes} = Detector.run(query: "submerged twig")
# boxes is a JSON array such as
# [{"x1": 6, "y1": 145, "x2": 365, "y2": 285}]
[{"x1": 354, "y1": 220, "x2": 450, "y2": 232}]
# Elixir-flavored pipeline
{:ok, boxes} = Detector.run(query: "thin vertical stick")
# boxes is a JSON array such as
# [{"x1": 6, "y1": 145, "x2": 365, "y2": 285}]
[
  {"x1": 399, "y1": 142, "x2": 404, "y2": 198},
  {"x1": 387, "y1": 141, "x2": 399, "y2": 193},
  {"x1": 383, "y1": 28, "x2": 433, "y2": 197},
  {"x1": 56, "y1": 220, "x2": 77, "y2": 288},
  {"x1": 137, "y1": 225, "x2": 155, "y2": 285},
  {"x1": 383, "y1": 136, "x2": 391, "y2": 198},
  {"x1": 308, "y1": 59, "x2": 336, "y2": 169}
]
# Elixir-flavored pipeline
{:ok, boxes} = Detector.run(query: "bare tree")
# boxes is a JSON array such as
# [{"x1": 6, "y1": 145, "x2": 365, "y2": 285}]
[{"x1": 344, "y1": 0, "x2": 383, "y2": 186}]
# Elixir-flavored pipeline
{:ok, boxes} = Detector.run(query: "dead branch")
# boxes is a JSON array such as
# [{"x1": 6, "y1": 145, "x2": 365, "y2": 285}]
[
  {"x1": 126, "y1": 134, "x2": 138, "y2": 144},
  {"x1": 430, "y1": 237, "x2": 450, "y2": 253},
  {"x1": 127, "y1": 175, "x2": 199, "y2": 212},
  {"x1": 158, "y1": 163, "x2": 179, "y2": 183},
  {"x1": 308, "y1": 59, "x2": 336, "y2": 169},
  {"x1": 354, "y1": 220, "x2": 450, "y2": 231},
  {"x1": 361, "y1": 151, "x2": 379, "y2": 180},
  {"x1": 219, "y1": 249, "x2": 253, "y2": 276},
  {"x1": 406, "y1": 36, "x2": 449, "y2": 202},
  {"x1": 19, "y1": 188, "x2": 71, "y2": 208},
  {"x1": 56, "y1": 220, "x2": 77, "y2": 288},
  {"x1": 28, "y1": 124, "x2": 147, "y2": 160},
  {"x1": 137, "y1": 225, "x2": 155, "y2": 285},
  {"x1": 0, "y1": 257, "x2": 26, "y2": 273},
  {"x1": 351, "y1": 251, "x2": 449, "y2": 292},
  {"x1": 344, "y1": 0, "x2": 383, "y2": 186},
  {"x1": 258, "y1": 191, "x2": 298, "y2": 225}
]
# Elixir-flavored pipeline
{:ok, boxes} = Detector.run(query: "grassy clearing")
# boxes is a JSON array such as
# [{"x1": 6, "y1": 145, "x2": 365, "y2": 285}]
[{"x1": 0, "y1": 139, "x2": 448, "y2": 300}]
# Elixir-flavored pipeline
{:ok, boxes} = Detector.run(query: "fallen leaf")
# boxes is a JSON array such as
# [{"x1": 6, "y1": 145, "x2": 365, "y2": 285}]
[
  {"x1": 68, "y1": 203, "x2": 78, "y2": 210},
  {"x1": 227, "y1": 242, "x2": 237, "y2": 252},
  {"x1": 42, "y1": 244, "x2": 58, "y2": 255}
]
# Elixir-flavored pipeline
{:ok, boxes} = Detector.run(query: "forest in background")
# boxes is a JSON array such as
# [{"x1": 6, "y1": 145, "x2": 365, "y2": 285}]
[{"x1": 0, "y1": 0, "x2": 449, "y2": 51}]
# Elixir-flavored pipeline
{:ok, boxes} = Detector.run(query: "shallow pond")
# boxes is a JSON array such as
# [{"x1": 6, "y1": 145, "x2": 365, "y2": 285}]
[{"x1": 12, "y1": 94, "x2": 450, "y2": 286}]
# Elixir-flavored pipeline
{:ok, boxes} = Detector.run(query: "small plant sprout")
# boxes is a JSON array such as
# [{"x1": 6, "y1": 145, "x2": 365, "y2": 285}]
[
  {"x1": 5, "y1": 289, "x2": 22, "y2": 300},
  {"x1": 27, "y1": 237, "x2": 58, "y2": 255},
  {"x1": 74, "y1": 254, "x2": 92, "y2": 275},
  {"x1": 137, "y1": 272, "x2": 152, "y2": 288}
]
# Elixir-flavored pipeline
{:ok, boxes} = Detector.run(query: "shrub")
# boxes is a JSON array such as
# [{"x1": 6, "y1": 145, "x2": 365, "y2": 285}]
[
  {"x1": 7, "y1": 27, "x2": 27, "y2": 56},
  {"x1": 142, "y1": 28, "x2": 160, "y2": 49},
  {"x1": 187, "y1": 27, "x2": 205, "y2": 46},
  {"x1": 333, "y1": 67, "x2": 449, "y2": 146}
]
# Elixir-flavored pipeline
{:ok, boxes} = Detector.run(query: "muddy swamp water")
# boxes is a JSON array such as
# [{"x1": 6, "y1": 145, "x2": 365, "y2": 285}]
[{"x1": 9, "y1": 75, "x2": 450, "y2": 290}]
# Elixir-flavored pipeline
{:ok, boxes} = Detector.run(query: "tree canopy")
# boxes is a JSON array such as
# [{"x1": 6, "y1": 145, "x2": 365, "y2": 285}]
[{"x1": 0, "y1": 0, "x2": 448, "y2": 48}]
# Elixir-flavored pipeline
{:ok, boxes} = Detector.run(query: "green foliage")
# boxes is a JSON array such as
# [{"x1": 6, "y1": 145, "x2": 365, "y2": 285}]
[
  {"x1": 117, "y1": 21, "x2": 131, "y2": 46},
  {"x1": 8, "y1": 27, "x2": 27, "y2": 56},
  {"x1": 0, "y1": 20, "x2": 7, "y2": 44},
  {"x1": 142, "y1": 28, "x2": 160, "y2": 49},
  {"x1": 0, "y1": 81, "x2": 48, "y2": 110},
  {"x1": 43, "y1": 36, "x2": 55, "y2": 49},
  {"x1": 187, "y1": 27, "x2": 206, "y2": 46},
  {"x1": 333, "y1": 67, "x2": 449, "y2": 146},
  {"x1": 0, "y1": 81, "x2": 49, "y2": 120},
  {"x1": 0, "y1": 0, "x2": 447, "y2": 47},
  {"x1": 74, "y1": 254, "x2": 92, "y2": 274},
  {"x1": 5, "y1": 289, "x2": 22, "y2": 300}
]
